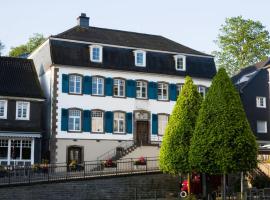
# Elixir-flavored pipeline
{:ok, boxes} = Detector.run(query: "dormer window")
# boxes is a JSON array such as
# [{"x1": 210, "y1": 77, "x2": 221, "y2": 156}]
[
  {"x1": 134, "y1": 50, "x2": 146, "y2": 67},
  {"x1": 174, "y1": 55, "x2": 186, "y2": 71},
  {"x1": 90, "y1": 45, "x2": 103, "y2": 63}
]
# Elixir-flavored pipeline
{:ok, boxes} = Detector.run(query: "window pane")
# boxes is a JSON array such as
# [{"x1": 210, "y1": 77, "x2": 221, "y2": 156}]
[
  {"x1": 11, "y1": 140, "x2": 21, "y2": 160},
  {"x1": 0, "y1": 101, "x2": 6, "y2": 117},
  {"x1": 158, "y1": 115, "x2": 169, "y2": 135},
  {"x1": 257, "y1": 121, "x2": 267, "y2": 133},
  {"x1": 92, "y1": 111, "x2": 103, "y2": 132},
  {"x1": 0, "y1": 140, "x2": 8, "y2": 159},
  {"x1": 69, "y1": 75, "x2": 81, "y2": 94}
]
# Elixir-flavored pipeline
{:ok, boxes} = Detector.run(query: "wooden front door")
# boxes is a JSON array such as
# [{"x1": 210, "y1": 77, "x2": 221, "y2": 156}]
[
  {"x1": 67, "y1": 146, "x2": 82, "y2": 164},
  {"x1": 136, "y1": 121, "x2": 149, "y2": 146}
]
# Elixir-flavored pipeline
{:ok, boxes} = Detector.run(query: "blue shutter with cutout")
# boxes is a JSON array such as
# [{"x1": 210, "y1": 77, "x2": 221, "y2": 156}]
[
  {"x1": 169, "y1": 84, "x2": 177, "y2": 101},
  {"x1": 126, "y1": 112, "x2": 133, "y2": 134},
  {"x1": 83, "y1": 76, "x2": 92, "y2": 95},
  {"x1": 126, "y1": 80, "x2": 136, "y2": 98},
  {"x1": 62, "y1": 74, "x2": 69, "y2": 93},
  {"x1": 83, "y1": 110, "x2": 91, "y2": 132},
  {"x1": 152, "y1": 114, "x2": 158, "y2": 135},
  {"x1": 61, "y1": 108, "x2": 68, "y2": 131},
  {"x1": 105, "y1": 111, "x2": 113, "y2": 133},
  {"x1": 148, "y1": 82, "x2": 157, "y2": 99},
  {"x1": 105, "y1": 78, "x2": 113, "y2": 96}
]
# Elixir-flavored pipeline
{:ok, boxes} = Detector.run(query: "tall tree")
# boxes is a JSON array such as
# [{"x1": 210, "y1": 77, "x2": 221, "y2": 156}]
[
  {"x1": 159, "y1": 76, "x2": 202, "y2": 175},
  {"x1": 189, "y1": 68, "x2": 258, "y2": 198},
  {"x1": 9, "y1": 33, "x2": 45, "y2": 57},
  {"x1": 213, "y1": 16, "x2": 270, "y2": 76},
  {"x1": 0, "y1": 41, "x2": 4, "y2": 56}
]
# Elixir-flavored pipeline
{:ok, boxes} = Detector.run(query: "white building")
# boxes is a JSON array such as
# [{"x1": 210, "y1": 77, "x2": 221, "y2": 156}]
[{"x1": 29, "y1": 13, "x2": 216, "y2": 164}]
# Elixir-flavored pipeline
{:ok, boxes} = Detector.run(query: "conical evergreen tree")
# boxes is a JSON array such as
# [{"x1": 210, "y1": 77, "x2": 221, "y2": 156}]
[
  {"x1": 159, "y1": 76, "x2": 202, "y2": 174},
  {"x1": 189, "y1": 68, "x2": 258, "y2": 174}
]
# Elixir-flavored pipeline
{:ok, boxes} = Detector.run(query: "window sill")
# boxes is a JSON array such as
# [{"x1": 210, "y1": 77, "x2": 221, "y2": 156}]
[{"x1": 16, "y1": 118, "x2": 30, "y2": 121}]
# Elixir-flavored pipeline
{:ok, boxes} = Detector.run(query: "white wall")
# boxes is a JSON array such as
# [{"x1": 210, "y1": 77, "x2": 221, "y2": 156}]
[{"x1": 55, "y1": 65, "x2": 212, "y2": 141}]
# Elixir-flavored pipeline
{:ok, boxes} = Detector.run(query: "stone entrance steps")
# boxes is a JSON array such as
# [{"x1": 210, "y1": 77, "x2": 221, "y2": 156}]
[{"x1": 120, "y1": 145, "x2": 160, "y2": 160}]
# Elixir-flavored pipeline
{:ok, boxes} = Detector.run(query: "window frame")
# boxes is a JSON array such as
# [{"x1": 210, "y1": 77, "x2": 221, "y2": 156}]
[
  {"x1": 157, "y1": 113, "x2": 169, "y2": 136},
  {"x1": 176, "y1": 84, "x2": 184, "y2": 97},
  {"x1": 91, "y1": 109, "x2": 105, "y2": 133},
  {"x1": 174, "y1": 55, "x2": 186, "y2": 71},
  {"x1": 90, "y1": 45, "x2": 103, "y2": 63},
  {"x1": 113, "y1": 111, "x2": 126, "y2": 134},
  {"x1": 157, "y1": 82, "x2": 169, "y2": 101},
  {"x1": 198, "y1": 85, "x2": 206, "y2": 98},
  {"x1": 68, "y1": 108, "x2": 82, "y2": 132},
  {"x1": 68, "y1": 74, "x2": 83, "y2": 95},
  {"x1": 0, "y1": 100, "x2": 7, "y2": 119},
  {"x1": 256, "y1": 97, "x2": 266, "y2": 108},
  {"x1": 92, "y1": 76, "x2": 105, "y2": 96},
  {"x1": 134, "y1": 50, "x2": 146, "y2": 67},
  {"x1": 16, "y1": 101, "x2": 30, "y2": 120},
  {"x1": 113, "y1": 78, "x2": 126, "y2": 98},
  {"x1": 257, "y1": 120, "x2": 268, "y2": 133},
  {"x1": 136, "y1": 80, "x2": 148, "y2": 99}
]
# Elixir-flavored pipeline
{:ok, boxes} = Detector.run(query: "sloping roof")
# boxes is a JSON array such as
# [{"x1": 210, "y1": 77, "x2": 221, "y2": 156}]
[
  {"x1": 0, "y1": 57, "x2": 45, "y2": 99},
  {"x1": 53, "y1": 26, "x2": 212, "y2": 57}
]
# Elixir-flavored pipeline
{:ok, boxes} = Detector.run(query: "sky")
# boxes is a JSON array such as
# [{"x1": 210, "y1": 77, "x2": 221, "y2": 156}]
[{"x1": 1, "y1": 0, "x2": 270, "y2": 55}]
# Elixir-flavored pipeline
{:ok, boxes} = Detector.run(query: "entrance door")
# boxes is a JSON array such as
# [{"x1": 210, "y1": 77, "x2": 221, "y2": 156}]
[
  {"x1": 136, "y1": 121, "x2": 149, "y2": 146},
  {"x1": 67, "y1": 146, "x2": 82, "y2": 164}
]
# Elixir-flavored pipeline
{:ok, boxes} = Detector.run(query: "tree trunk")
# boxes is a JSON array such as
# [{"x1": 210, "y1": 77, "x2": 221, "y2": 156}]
[
  {"x1": 241, "y1": 172, "x2": 245, "y2": 200},
  {"x1": 222, "y1": 173, "x2": 226, "y2": 200},
  {"x1": 202, "y1": 173, "x2": 207, "y2": 199},
  {"x1": 188, "y1": 173, "x2": 191, "y2": 194}
]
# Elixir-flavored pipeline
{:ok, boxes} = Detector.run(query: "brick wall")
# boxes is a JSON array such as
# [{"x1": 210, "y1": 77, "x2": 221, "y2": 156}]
[{"x1": 0, "y1": 173, "x2": 180, "y2": 200}]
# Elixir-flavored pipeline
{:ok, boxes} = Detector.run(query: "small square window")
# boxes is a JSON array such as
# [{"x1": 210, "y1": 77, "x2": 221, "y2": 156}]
[
  {"x1": 257, "y1": 121, "x2": 267, "y2": 133},
  {"x1": 16, "y1": 101, "x2": 30, "y2": 120},
  {"x1": 90, "y1": 45, "x2": 103, "y2": 63},
  {"x1": 174, "y1": 55, "x2": 186, "y2": 71},
  {"x1": 256, "y1": 97, "x2": 266, "y2": 108},
  {"x1": 134, "y1": 50, "x2": 146, "y2": 67}
]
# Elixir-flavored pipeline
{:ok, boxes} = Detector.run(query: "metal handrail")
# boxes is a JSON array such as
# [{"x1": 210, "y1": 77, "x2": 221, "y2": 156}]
[{"x1": 96, "y1": 140, "x2": 135, "y2": 161}]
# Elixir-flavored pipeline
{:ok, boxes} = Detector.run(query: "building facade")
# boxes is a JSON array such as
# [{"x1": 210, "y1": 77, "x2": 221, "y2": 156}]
[
  {"x1": 0, "y1": 57, "x2": 45, "y2": 166},
  {"x1": 29, "y1": 13, "x2": 216, "y2": 164},
  {"x1": 233, "y1": 58, "x2": 270, "y2": 147}
]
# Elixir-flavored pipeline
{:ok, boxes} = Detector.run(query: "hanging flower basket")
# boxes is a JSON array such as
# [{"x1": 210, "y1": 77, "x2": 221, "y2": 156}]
[{"x1": 134, "y1": 157, "x2": 147, "y2": 165}]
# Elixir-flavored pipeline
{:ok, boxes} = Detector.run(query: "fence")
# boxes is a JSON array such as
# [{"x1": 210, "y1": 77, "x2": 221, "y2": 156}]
[{"x1": 0, "y1": 157, "x2": 159, "y2": 186}]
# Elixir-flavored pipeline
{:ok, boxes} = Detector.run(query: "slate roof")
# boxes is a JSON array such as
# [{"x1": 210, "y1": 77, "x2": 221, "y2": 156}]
[
  {"x1": 0, "y1": 57, "x2": 45, "y2": 99},
  {"x1": 53, "y1": 26, "x2": 212, "y2": 57}
]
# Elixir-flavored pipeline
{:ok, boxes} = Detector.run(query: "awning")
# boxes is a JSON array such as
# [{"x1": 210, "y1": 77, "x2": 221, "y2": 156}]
[{"x1": 0, "y1": 132, "x2": 41, "y2": 138}]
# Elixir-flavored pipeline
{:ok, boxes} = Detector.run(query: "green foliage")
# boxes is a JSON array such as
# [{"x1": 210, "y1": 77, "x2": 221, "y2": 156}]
[
  {"x1": 213, "y1": 16, "x2": 270, "y2": 76},
  {"x1": 0, "y1": 41, "x2": 4, "y2": 56},
  {"x1": 159, "y1": 77, "x2": 202, "y2": 174},
  {"x1": 189, "y1": 68, "x2": 258, "y2": 174},
  {"x1": 9, "y1": 33, "x2": 45, "y2": 57}
]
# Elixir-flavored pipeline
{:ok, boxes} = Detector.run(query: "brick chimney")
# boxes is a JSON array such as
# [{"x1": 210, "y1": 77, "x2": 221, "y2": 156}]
[{"x1": 77, "y1": 13, "x2": 89, "y2": 28}]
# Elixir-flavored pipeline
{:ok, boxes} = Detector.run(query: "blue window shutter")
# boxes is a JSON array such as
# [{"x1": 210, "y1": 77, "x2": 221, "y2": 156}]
[
  {"x1": 105, "y1": 78, "x2": 113, "y2": 96},
  {"x1": 62, "y1": 74, "x2": 69, "y2": 93},
  {"x1": 169, "y1": 84, "x2": 177, "y2": 101},
  {"x1": 105, "y1": 111, "x2": 113, "y2": 133},
  {"x1": 83, "y1": 76, "x2": 92, "y2": 95},
  {"x1": 152, "y1": 114, "x2": 158, "y2": 135},
  {"x1": 61, "y1": 108, "x2": 68, "y2": 131},
  {"x1": 148, "y1": 82, "x2": 157, "y2": 99},
  {"x1": 83, "y1": 110, "x2": 91, "y2": 132},
  {"x1": 126, "y1": 80, "x2": 136, "y2": 98},
  {"x1": 126, "y1": 112, "x2": 133, "y2": 133}
]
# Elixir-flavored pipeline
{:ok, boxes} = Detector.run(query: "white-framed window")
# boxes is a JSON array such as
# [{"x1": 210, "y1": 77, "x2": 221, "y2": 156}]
[
  {"x1": 134, "y1": 50, "x2": 146, "y2": 67},
  {"x1": 174, "y1": 55, "x2": 186, "y2": 71},
  {"x1": 69, "y1": 74, "x2": 82, "y2": 94},
  {"x1": 257, "y1": 121, "x2": 267, "y2": 133},
  {"x1": 91, "y1": 110, "x2": 104, "y2": 133},
  {"x1": 0, "y1": 100, "x2": 7, "y2": 119},
  {"x1": 158, "y1": 83, "x2": 169, "y2": 101},
  {"x1": 256, "y1": 97, "x2": 266, "y2": 108},
  {"x1": 11, "y1": 139, "x2": 32, "y2": 160},
  {"x1": 136, "y1": 80, "x2": 147, "y2": 99},
  {"x1": 16, "y1": 101, "x2": 30, "y2": 120},
  {"x1": 92, "y1": 76, "x2": 104, "y2": 96},
  {"x1": 0, "y1": 139, "x2": 8, "y2": 159},
  {"x1": 90, "y1": 45, "x2": 103, "y2": 63},
  {"x1": 198, "y1": 86, "x2": 206, "y2": 98},
  {"x1": 158, "y1": 114, "x2": 169, "y2": 136},
  {"x1": 176, "y1": 84, "x2": 184, "y2": 96},
  {"x1": 68, "y1": 109, "x2": 82, "y2": 132},
  {"x1": 113, "y1": 112, "x2": 126, "y2": 134},
  {"x1": 113, "y1": 79, "x2": 125, "y2": 97}
]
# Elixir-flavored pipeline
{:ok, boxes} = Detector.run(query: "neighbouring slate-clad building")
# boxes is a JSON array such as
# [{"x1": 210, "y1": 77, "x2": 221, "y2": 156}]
[
  {"x1": 29, "y1": 13, "x2": 216, "y2": 164},
  {"x1": 233, "y1": 58, "x2": 270, "y2": 147},
  {"x1": 0, "y1": 57, "x2": 45, "y2": 166}
]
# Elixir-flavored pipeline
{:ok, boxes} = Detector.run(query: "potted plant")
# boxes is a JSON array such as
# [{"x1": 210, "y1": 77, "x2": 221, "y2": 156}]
[
  {"x1": 102, "y1": 158, "x2": 117, "y2": 168},
  {"x1": 39, "y1": 159, "x2": 49, "y2": 173},
  {"x1": 0, "y1": 165, "x2": 8, "y2": 177},
  {"x1": 134, "y1": 157, "x2": 147, "y2": 165}
]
